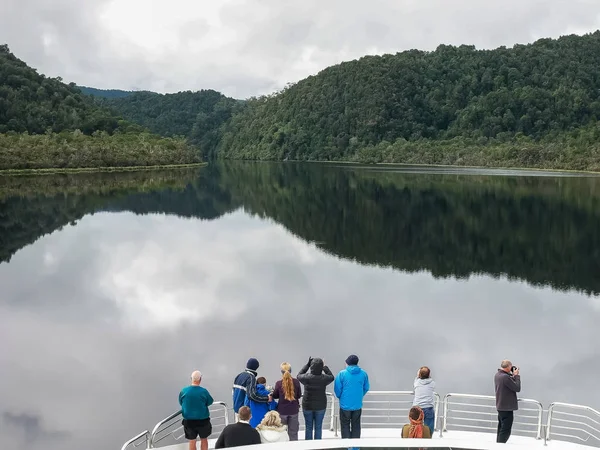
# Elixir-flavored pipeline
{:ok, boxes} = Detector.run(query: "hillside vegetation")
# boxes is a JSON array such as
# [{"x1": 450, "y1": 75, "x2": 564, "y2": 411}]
[
  {"x1": 98, "y1": 90, "x2": 239, "y2": 159},
  {"x1": 78, "y1": 86, "x2": 136, "y2": 99},
  {"x1": 0, "y1": 45, "x2": 199, "y2": 170},
  {"x1": 214, "y1": 32, "x2": 600, "y2": 170}
]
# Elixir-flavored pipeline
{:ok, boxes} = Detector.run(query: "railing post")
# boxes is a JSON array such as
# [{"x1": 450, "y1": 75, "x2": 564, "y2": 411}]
[
  {"x1": 542, "y1": 424, "x2": 547, "y2": 446},
  {"x1": 334, "y1": 414, "x2": 339, "y2": 437},
  {"x1": 442, "y1": 394, "x2": 450, "y2": 432},
  {"x1": 546, "y1": 403, "x2": 554, "y2": 442},
  {"x1": 329, "y1": 393, "x2": 335, "y2": 432}
]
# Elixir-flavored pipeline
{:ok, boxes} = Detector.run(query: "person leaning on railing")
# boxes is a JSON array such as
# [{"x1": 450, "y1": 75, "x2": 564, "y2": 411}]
[
  {"x1": 413, "y1": 366, "x2": 436, "y2": 433},
  {"x1": 297, "y1": 356, "x2": 335, "y2": 440},
  {"x1": 494, "y1": 359, "x2": 521, "y2": 444},
  {"x1": 402, "y1": 406, "x2": 432, "y2": 439}
]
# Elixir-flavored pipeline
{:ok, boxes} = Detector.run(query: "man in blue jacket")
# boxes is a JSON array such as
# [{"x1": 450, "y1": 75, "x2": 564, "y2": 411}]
[
  {"x1": 232, "y1": 358, "x2": 269, "y2": 419},
  {"x1": 334, "y1": 354, "x2": 370, "y2": 439}
]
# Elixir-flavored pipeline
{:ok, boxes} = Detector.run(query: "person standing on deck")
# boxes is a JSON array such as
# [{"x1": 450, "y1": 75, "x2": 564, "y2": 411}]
[
  {"x1": 413, "y1": 366, "x2": 436, "y2": 433},
  {"x1": 494, "y1": 359, "x2": 521, "y2": 443},
  {"x1": 297, "y1": 356, "x2": 335, "y2": 440},
  {"x1": 272, "y1": 362, "x2": 302, "y2": 440},
  {"x1": 334, "y1": 354, "x2": 370, "y2": 440},
  {"x1": 179, "y1": 370, "x2": 214, "y2": 450},
  {"x1": 232, "y1": 358, "x2": 269, "y2": 420}
]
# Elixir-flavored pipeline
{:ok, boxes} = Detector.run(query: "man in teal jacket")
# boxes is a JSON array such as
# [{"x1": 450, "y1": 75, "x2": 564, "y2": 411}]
[{"x1": 334, "y1": 355, "x2": 370, "y2": 440}]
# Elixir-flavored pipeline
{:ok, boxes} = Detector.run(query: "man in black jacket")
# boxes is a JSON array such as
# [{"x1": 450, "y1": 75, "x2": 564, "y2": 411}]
[
  {"x1": 214, "y1": 406, "x2": 261, "y2": 448},
  {"x1": 297, "y1": 357, "x2": 334, "y2": 440},
  {"x1": 494, "y1": 359, "x2": 521, "y2": 443}
]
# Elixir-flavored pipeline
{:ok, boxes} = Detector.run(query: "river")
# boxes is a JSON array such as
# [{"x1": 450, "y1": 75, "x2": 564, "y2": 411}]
[{"x1": 1, "y1": 162, "x2": 599, "y2": 450}]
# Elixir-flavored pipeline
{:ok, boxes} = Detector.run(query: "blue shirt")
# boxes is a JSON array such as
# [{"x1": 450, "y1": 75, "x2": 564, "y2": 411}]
[{"x1": 179, "y1": 385, "x2": 214, "y2": 420}]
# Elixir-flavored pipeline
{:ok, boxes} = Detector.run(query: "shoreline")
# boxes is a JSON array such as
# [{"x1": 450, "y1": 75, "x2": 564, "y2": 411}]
[
  {"x1": 0, "y1": 162, "x2": 207, "y2": 176},
  {"x1": 240, "y1": 159, "x2": 600, "y2": 176}
]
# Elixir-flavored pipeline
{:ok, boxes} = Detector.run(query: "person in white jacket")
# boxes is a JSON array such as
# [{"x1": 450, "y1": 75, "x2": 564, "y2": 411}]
[
  {"x1": 256, "y1": 411, "x2": 290, "y2": 444},
  {"x1": 413, "y1": 366, "x2": 436, "y2": 433}
]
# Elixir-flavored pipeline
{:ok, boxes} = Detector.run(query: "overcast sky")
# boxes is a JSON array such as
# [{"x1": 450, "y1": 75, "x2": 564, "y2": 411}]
[{"x1": 1, "y1": 0, "x2": 600, "y2": 97}]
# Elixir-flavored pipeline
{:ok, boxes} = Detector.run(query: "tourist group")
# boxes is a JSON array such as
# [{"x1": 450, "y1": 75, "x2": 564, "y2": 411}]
[{"x1": 177, "y1": 356, "x2": 520, "y2": 449}]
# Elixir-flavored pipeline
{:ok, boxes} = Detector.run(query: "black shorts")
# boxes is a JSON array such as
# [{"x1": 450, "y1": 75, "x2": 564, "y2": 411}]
[{"x1": 182, "y1": 418, "x2": 212, "y2": 440}]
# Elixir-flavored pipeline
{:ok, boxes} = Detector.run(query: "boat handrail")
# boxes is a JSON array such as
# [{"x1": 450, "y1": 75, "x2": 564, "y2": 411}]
[
  {"x1": 120, "y1": 430, "x2": 149, "y2": 450},
  {"x1": 356, "y1": 390, "x2": 441, "y2": 432},
  {"x1": 546, "y1": 401, "x2": 600, "y2": 444},
  {"x1": 121, "y1": 391, "x2": 600, "y2": 449},
  {"x1": 148, "y1": 401, "x2": 229, "y2": 448},
  {"x1": 442, "y1": 393, "x2": 544, "y2": 440}
]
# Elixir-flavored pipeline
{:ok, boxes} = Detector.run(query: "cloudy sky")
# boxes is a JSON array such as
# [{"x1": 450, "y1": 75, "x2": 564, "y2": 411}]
[{"x1": 1, "y1": 0, "x2": 600, "y2": 97}]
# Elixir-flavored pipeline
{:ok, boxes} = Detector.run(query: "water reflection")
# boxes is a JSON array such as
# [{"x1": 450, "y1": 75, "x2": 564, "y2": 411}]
[{"x1": 0, "y1": 163, "x2": 599, "y2": 450}]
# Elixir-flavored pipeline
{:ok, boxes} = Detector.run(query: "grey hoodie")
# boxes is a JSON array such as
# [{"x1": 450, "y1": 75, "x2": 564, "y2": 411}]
[{"x1": 413, "y1": 377, "x2": 436, "y2": 408}]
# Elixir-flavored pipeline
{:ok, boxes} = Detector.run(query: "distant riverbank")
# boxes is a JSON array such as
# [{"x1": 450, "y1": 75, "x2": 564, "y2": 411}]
[{"x1": 0, "y1": 162, "x2": 206, "y2": 176}]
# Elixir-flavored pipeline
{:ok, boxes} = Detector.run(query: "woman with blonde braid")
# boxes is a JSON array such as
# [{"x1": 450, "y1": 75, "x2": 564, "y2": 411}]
[{"x1": 271, "y1": 362, "x2": 302, "y2": 440}]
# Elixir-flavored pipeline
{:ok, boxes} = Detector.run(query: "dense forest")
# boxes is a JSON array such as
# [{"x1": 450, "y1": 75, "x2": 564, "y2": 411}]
[
  {"x1": 78, "y1": 86, "x2": 136, "y2": 99},
  {"x1": 0, "y1": 45, "x2": 200, "y2": 170},
  {"x1": 97, "y1": 90, "x2": 239, "y2": 159},
  {"x1": 2, "y1": 162, "x2": 599, "y2": 294},
  {"x1": 213, "y1": 32, "x2": 600, "y2": 170},
  {"x1": 6, "y1": 32, "x2": 600, "y2": 171}
]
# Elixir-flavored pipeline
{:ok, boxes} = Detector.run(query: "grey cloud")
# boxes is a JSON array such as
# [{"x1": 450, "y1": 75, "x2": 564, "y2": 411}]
[{"x1": 2, "y1": 0, "x2": 600, "y2": 97}]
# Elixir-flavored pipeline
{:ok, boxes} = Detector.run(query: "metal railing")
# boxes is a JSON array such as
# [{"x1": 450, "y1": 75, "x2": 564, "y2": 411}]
[
  {"x1": 148, "y1": 401, "x2": 229, "y2": 448},
  {"x1": 298, "y1": 392, "x2": 337, "y2": 435},
  {"x1": 547, "y1": 402, "x2": 600, "y2": 445},
  {"x1": 357, "y1": 390, "x2": 440, "y2": 431},
  {"x1": 442, "y1": 393, "x2": 543, "y2": 439},
  {"x1": 121, "y1": 392, "x2": 600, "y2": 449},
  {"x1": 121, "y1": 430, "x2": 149, "y2": 450}
]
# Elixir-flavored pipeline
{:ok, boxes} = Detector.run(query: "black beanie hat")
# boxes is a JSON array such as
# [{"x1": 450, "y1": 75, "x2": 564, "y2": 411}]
[
  {"x1": 246, "y1": 358, "x2": 259, "y2": 371},
  {"x1": 345, "y1": 354, "x2": 359, "y2": 365}
]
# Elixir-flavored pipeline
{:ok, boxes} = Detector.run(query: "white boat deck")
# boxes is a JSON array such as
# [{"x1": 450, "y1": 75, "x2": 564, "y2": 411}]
[
  {"x1": 157, "y1": 429, "x2": 591, "y2": 450},
  {"x1": 121, "y1": 391, "x2": 600, "y2": 450}
]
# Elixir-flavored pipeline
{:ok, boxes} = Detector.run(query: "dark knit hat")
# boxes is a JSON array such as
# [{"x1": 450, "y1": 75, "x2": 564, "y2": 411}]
[
  {"x1": 246, "y1": 358, "x2": 259, "y2": 371},
  {"x1": 345, "y1": 354, "x2": 359, "y2": 365}
]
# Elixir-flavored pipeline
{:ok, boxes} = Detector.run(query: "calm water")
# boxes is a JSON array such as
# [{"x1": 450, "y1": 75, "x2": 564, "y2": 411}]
[{"x1": 1, "y1": 162, "x2": 600, "y2": 450}]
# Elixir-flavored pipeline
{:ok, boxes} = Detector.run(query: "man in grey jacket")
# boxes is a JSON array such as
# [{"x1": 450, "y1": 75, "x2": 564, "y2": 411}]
[{"x1": 494, "y1": 360, "x2": 521, "y2": 443}]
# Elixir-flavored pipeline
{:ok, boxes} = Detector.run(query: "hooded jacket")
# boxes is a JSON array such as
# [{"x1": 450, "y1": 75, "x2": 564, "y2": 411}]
[
  {"x1": 232, "y1": 368, "x2": 269, "y2": 413},
  {"x1": 244, "y1": 384, "x2": 278, "y2": 427},
  {"x1": 257, "y1": 425, "x2": 290, "y2": 443},
  {"x1": 334, "y1": 365, "x2": 370, "y2": 411},
  {"x1": 297, "y1": 358, "x2": 335, "y2": 411},
  {"x1": 413, "y1": 377, "x2": 436, "y2": 409}
]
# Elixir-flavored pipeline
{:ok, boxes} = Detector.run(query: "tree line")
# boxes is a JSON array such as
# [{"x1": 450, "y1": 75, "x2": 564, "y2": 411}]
[{"x1": 0, "y1": 45, "x2": 200, "y2": 170}]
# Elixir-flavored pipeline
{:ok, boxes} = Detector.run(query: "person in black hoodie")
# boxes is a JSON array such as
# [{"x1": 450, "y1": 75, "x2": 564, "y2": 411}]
[
  {"x1": 494, "y1": 359, "x2": 521, "y2": 444},
  {"x1": 297, "y1": 356, "x2": 335, "y2": 440}
]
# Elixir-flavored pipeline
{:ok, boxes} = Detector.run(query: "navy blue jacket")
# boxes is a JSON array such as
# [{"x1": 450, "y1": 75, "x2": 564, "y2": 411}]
[{"x1": 232, "y1": 369, "x2": 269, "y2": 413}]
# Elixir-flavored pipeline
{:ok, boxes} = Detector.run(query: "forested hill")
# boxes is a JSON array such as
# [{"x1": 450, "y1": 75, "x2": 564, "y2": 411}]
[
  {"x1": 97, "y1": 90, "x2": 240, "y2": 159},
  {"x1": 0, "y1": 45, "x2": 142, "y2": 135},
  {"x1": 217, "y1": 32, "x2": 600, "y2": 168},
  {"x1": 0, "y1": 45, "x2": 200, "y2": 170},
  {"x1": 78, "y1": 86, "x2": 137, "y2": 99}
]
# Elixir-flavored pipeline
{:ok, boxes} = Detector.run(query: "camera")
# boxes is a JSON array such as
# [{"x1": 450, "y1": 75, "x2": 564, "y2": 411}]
[{"x1": 511, "y1": 366, "x2": 518, "y2": 373}]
